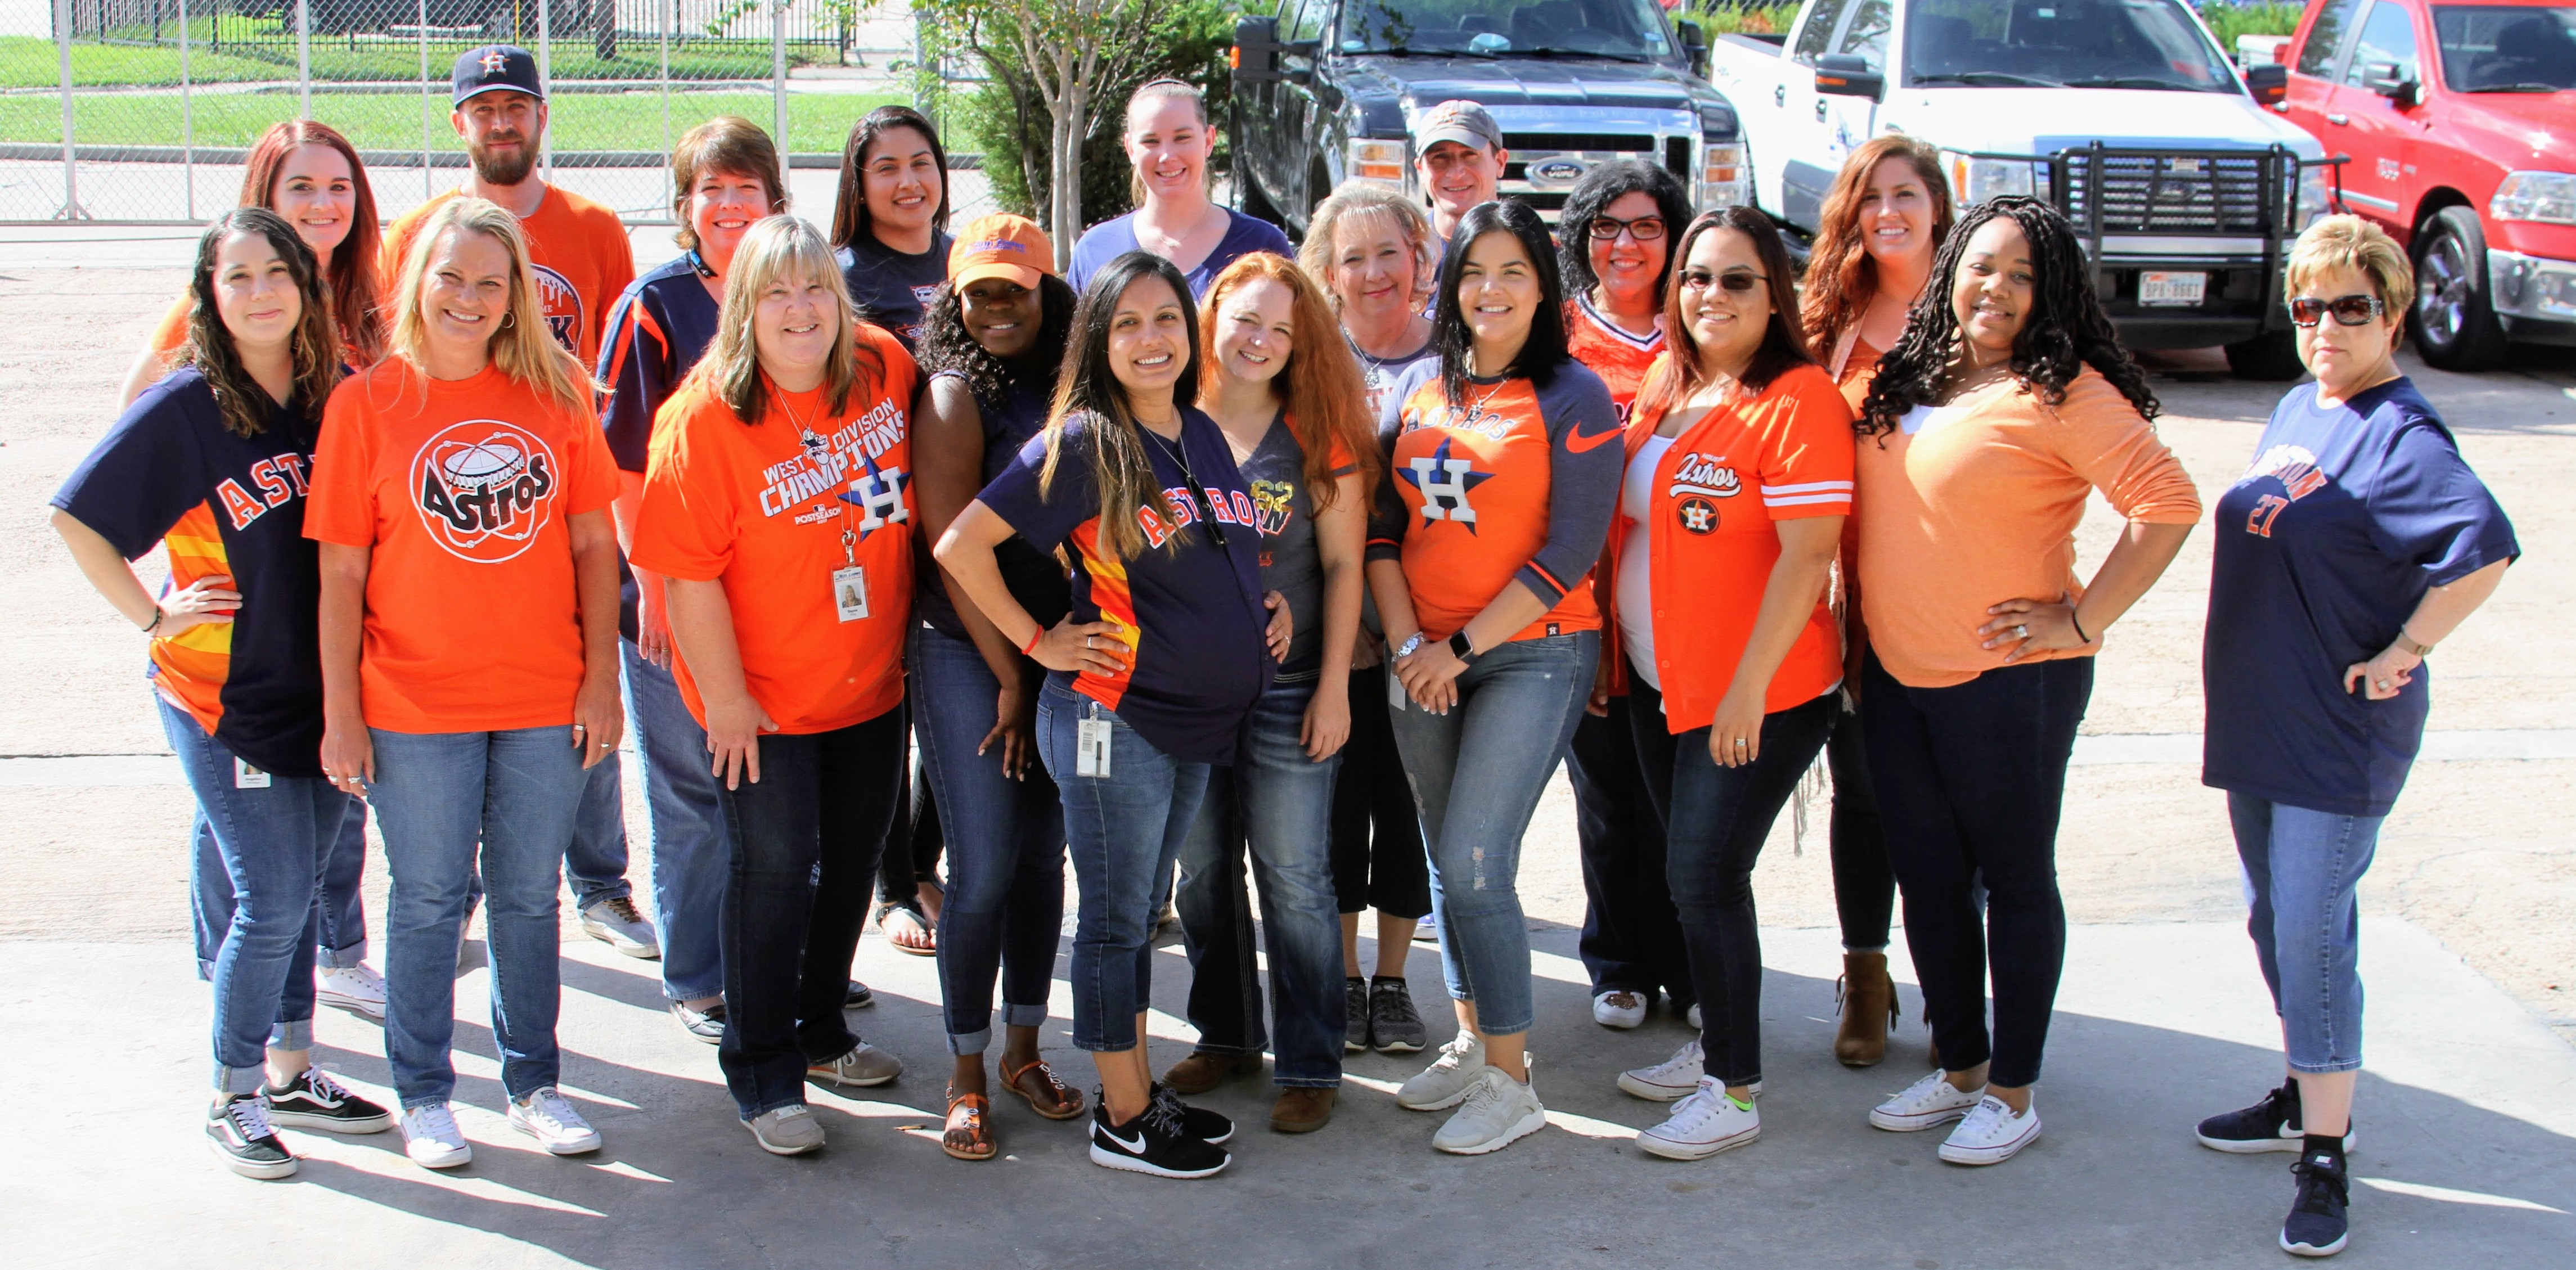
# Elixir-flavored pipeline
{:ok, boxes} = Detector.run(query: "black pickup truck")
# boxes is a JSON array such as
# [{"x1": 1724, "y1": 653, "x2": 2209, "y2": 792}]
[{"x1": 1228, "y1": 0, "x2": 1748, "y2": 234}]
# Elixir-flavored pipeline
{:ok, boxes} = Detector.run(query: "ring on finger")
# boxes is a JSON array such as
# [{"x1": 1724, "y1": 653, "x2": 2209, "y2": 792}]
[{"x1": 2013, "y1": 624, "x2": 2029, "y2": 639}]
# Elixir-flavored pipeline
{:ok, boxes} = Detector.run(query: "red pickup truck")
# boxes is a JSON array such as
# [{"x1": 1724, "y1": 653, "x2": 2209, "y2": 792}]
[{"x1": 2274, "y1": 0, "x2": 2576, "y2": 367}]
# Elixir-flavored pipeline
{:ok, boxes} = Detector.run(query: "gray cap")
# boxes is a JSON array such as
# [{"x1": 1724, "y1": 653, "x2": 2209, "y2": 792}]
[{"x1": 1415, "y1": 100, "x2": 1503, "y2": 153}]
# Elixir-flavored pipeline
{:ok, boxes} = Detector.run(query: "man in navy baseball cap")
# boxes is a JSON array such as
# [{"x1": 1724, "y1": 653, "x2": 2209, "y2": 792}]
[{"x1": 451, "y1": 44, "x2": 545, "y2": 107}]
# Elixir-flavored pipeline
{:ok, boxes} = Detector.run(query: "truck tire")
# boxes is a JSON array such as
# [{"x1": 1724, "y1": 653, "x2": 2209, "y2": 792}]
[
  {"x1": 2224, "y1": 329, "x2": 2306, "y2": 380},
  {"x1": 2411, "y1": 205, "x2": 2512, "y2": 372},
  {"x1": 1234, "y1": 141, "x2": 1285, "y2": 228}
]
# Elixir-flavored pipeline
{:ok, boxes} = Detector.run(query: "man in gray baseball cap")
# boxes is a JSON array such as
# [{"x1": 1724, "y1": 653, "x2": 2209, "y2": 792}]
[{"x1": 1411, "y1": 100, "x2": 1510, "y2": 249}]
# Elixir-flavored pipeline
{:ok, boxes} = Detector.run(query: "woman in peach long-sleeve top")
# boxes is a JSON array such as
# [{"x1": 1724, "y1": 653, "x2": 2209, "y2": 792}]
[{"x1": 1848, "y1": 197, "x2": 2200, "y2": 1168}]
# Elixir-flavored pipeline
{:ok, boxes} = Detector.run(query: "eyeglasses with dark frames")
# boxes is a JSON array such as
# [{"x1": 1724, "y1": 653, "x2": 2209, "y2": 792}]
[{"x1": 1587, "y1": 215, "x2": 1667, "y2": 242}]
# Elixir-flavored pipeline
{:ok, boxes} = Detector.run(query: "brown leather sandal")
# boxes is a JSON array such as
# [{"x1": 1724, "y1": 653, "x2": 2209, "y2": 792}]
[
  {"x1": 942, "y1": 1089, "x2": 996, "y2": 1161},
  {"x1": 1000, "y1": 1055, "x2": 1087, "y2": 1120}
]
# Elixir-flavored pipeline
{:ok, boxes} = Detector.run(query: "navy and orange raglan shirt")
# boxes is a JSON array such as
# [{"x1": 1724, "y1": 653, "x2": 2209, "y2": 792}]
[
  {"x1": 1368, "y1": 359, "x2": 1625, "y2": 643},
  {"x1": 596, "y1": 251, "x2": 723, "y2": 640},
  {"x1": 973, "y1": 407, "x2": 1272, "y2": 764},
  {"x1": 52, "y1": 367, "x2": 329, "y2": 778}
]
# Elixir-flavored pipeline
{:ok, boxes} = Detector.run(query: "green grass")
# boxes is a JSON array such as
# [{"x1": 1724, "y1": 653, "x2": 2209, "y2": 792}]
[
  {"x1": 6, "y1": 87, "x2": 905, "y2": 152},
  {"x1": 2, "y1": 31, "x2": 837, "y2": 88}
]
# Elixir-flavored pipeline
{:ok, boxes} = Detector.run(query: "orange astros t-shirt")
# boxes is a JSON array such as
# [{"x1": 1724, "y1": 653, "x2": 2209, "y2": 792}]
[
  {"x1": 628, "y1": 330, "x2": 920, "y2": 735},
  {"x1": 304, "y1": 357, "x2": 618, "y2": 732},
  {"x1": 380, "y1": 186, "x2": 635, "y2": 370}
]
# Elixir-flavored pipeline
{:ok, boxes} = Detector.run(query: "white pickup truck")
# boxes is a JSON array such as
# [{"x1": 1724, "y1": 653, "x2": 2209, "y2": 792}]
[{"x1": 1704, "y1": 0, "x2": 2342, "y2": 376}]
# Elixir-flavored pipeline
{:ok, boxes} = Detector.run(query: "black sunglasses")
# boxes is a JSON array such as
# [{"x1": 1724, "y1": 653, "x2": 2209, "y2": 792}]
[
  {"x1": 1678, "y1": 268, "x2": 1768, "y2": 294},
  {"x1": 2288, "y1": 293, "x2": 2386, "y2": 328}
]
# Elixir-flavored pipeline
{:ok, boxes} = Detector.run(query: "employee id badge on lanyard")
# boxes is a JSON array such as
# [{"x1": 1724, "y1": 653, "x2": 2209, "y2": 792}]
[
  {"x1": 830, "y1": 521, "x2": 869, "y2": 623},
  {"x1": 1076, "y1": 701, "x2": 1113, "y2": 779},
  {"x1": 233, "y1": 756, "x2": 272, "y2": 790}
]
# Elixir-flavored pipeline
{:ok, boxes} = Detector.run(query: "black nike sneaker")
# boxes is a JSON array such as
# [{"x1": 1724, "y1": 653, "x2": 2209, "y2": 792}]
[
  {"x1": 2197, "y1": 1081, "x2": 2359, "y2": 1154},
  {"x1": 264, "y1": 1068, "x2": 393, "y2": 1134},
  {"x1": 1090, "y1": 1098, "x2": 1231, "y2": 1179},
  {"x1": 1151, "y1": 1080, "x2": 1234, "y2": 1144},
  {"x1": 2281, "y1": 1149, "x2": 2351, "y2": 1257},
  {"x1": 208, "y1": 1094, "x2": 298, "y2": 1180}
]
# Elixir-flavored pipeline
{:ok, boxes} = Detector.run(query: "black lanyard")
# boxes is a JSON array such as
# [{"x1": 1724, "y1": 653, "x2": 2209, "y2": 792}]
[{"x1": 1147, "y1": 424, "x2": 1228, "y2": 549}]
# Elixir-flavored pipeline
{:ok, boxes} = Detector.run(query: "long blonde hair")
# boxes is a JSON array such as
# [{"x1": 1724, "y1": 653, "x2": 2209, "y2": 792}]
[
  {"x1": 389, "y1": 197, "x2": 590, "y2": 413},
  {"x1": 682, "y1": 215, "x2": 879, "y2": 425}
]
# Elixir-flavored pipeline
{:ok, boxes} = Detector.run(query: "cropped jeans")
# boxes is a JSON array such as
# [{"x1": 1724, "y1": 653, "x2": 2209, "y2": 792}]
[
  {"x1": 1328, "y1": 665, "x2": 1429, "y2": 920},
  {"x1": 624, "y1": 637, "x2": 729, "y2": 1002},
  {"x1": 1174, "y1": 675, "x2": 1347, "y2": 1088},
  {"x1": 1039, "y1": 680, "x2": 1213, "y2": 1053},
  {"x1": 1386, "y1": 632, "x2": 1595, "y2": 1037},
  {"x1": 912, "y1": 623, "x2": 1066, "y2": 1056},
  {"x1": 2228, "y1": 791, "x2": 2382, "y2": 1075}
]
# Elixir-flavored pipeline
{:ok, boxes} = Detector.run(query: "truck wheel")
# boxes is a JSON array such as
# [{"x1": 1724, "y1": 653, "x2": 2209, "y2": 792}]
[
  {"x1": 1234, "y1": 143, "x2": 1285, "y2": 228},
  {"x1": 2224, "y1": 330, "x2": 2305, "y2": 381},
  {"x1": 2411, "y1": 205, "x2": 2512, "y2": 371}
]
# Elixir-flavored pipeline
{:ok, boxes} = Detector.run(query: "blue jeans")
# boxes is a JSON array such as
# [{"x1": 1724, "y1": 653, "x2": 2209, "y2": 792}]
[
  {"x1": 626, "y1": 638, "x2": 728, "y2": 1001},
  {"x1": 717, "y1": 708, "x2": 905, "y2": 1118},
  {"x1": 1039, "y1": 680, "x2": 1213, "y2": 1053},
  {"x1": 1386, "y1": 632, "x2": 1596, "y2": 1036},
  {"x1": 567, "y1": 734, "x2": 633, "y2": 910},
  {"x1": 160, "y1": 697, "x2": 360, "y2": 1093},
  {"x1": 2228, "y1": 791, "x2": 2382, "y2": 1075},
  {"x1": 192, "y1": 801, "x2": 367, "y2": 979},
  {"x1": 912, "y1": 624, "x2": 1064, "y2": 1056},
  {"x1": 368, "y1": 726, "x2": 588, "y2": 1108},
  {"x1": 1174, "y1": 676, "x2": 1347, "y2": 1087}
]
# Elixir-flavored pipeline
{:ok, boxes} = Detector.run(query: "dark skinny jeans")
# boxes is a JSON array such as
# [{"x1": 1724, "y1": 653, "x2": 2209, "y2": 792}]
[{"x1": 1825, "y1": 698, "x2": 1897, "y2": 952}]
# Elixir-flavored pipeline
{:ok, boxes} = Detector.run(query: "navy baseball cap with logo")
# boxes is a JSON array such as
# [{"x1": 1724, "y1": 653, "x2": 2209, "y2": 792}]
[{"x1": 452, "y1": 45, "x2": 544, "y2": 107}]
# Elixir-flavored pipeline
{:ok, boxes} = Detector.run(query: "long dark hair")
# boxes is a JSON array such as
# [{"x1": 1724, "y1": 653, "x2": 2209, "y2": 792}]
[
  {"x1": 238, "y1": 119, "x2": 384, "y2": 365},
  {"x1": 182, "y1": 207, "x2": 340, "y2": 438},
  {"x1": 1636, "y1": 208, "x2": 1811, "y2": 418},
  {"x1": 918, "y1": 272, "x2": 1079, "y2": 413},
  {"x1": 1434, "y1": 200, "x2": 1570, "y2": 407},
  {"x1": 1041, "y1": 251, "x2": 1202, "y2": 560},
  {"x1": 1858, "y1": 196, "x2": 2158, "y2": 437},
  {"x1": 828, "y1": 105, "x2": 951, "y2": 250},
  {"x1": 1557, "y1": 160, "x2": 1693, "y2": 308}
]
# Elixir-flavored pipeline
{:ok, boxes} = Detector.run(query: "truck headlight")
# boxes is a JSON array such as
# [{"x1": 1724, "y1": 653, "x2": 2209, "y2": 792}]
[
  {"x1": 2298, "y1": 163, "x2": 2333, "y2": 228},
  {"x1": 2490, "y1": 171, "x2": 2576, "y2": 226},
  {"x1": 1346, "y1": 138, "x2": 1408, "y2": 184},
  {"x1": 1702, "y1": 140, "x2": 1747, "y2": 209},
  {"x1": 1941, "y1": 151, "x2": 2036, "y2": 205}
]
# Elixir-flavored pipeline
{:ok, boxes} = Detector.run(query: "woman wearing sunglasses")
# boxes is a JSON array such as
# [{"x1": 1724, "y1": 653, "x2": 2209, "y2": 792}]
[{"x1": 2196, "y1": 215, "x2": 2515, "y2": 1259}]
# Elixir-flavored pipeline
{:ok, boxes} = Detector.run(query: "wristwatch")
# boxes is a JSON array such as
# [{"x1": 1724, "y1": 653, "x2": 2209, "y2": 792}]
[
  {"x1": 1447, "y1": 631, "x2": 1480, "y2": 665},
  {"x1": 1393, "y1": 632, "x2": 1426, "y2": 660}
]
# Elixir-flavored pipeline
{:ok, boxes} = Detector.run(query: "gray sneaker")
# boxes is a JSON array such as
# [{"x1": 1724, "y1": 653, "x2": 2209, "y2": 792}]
[
  {"x1": 807, "y1": 1041, "x2": 903, "y2": 1089},
  {"x1": 1396, "y1": 1029, "x2": 1487, "y2": 1110},
  {"x1": 579, "y1": 897, "x2": 660, "y2": 960},
  {"x1": 670, "y1": 999, "x2": 725, "y2": 1045},
  {"x1": 745, "y1": 1104, "x2": 826, "y2": 1156},
  {"x1": 1343, "y1": 978, "x2": 1369, "y2": 1052},
  {"x1": 1432, "y1": 1066, "x2": 1547, "y2": 1155},
  {"x1": 1370, "y1": 977, "x2": 1428, "y2": 1053}
]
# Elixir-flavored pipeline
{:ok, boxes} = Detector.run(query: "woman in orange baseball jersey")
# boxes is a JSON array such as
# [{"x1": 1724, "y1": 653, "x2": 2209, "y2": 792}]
[
  {"x1": 630, "y1": 216, "x2": 919, "y2": 1157},
  {"x1": 1852, "y1": 197, "x2": 2198, "y2": 1167},
  {"x1": 305, "y1": 197, "x2": 624, "y2": 1171},
  {"x1": 1369, "y1": 200, "x2": 1622, "y2": 1156},
  {"x1": 1597, "y1": 209, "x2": 1855, "y2": 1159}
]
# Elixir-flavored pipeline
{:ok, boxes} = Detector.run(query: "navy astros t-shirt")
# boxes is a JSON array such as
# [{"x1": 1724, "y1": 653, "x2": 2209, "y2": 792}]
[
  {"x1": 595, "y1": 251, "x2": 724, "y2": 642},
  {"x1": 838, "y1": 229, "x2": 953, "y2": 352},
  {"x1": 973, "y1": 406, "x2": 1271, "y2": 764},
  {"x1": 2202, "y1": 377, "x2": 2518, "y2": 818}
]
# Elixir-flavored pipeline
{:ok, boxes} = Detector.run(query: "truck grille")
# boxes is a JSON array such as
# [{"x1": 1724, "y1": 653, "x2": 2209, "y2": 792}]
[
  {"x1": 1498, "y1": 133, "x2": 1664, "y2": 219},
  {"x1": 2055, "y1": 145, "x2": 2292, "y2": 236}
]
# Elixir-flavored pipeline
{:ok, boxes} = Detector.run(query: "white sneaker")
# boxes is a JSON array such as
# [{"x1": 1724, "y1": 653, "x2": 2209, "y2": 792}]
[
  {"x1": 744, "y1": 1104, "x2": 826, "y2": 1156},
  {"x1": 579, "y1": 897, "x2": 660, "y2": 960},
  {"x1": 1432, "y1": 1067, "x2": 1547, "y2": 1155},
  {"x1": 1638, "y1": 1078, "x2": 1761, "y2": 1160},
  {"x1": 1591, "y1": 990, "x2": 1647, "y2": 1029},
  {"x1": 316, "y1": 963, "x2": 386, "y2": 1020},
  {"x1": 1687, "y1": 1003, "x2": 1702, "y2": 1030},
  {"x1": 1618, "y1": 1039, "x2": 1705, "y2": 1102},
  {"x1": 509, "y1": 1086, "x2": 602, "y2": 1155},
  {"x1": 401, "y1": 1101, "x2": 472, "y2": 1169},
  {"x1": 1939, "y1": 1093, "x2": 2042, "y2": 1165},
  {"x1": 1869, "y1": 1069, "x2": 1987, "y2": 1132},
  {"x1": 1396, "y1": 1030, "x2": 1487, "y2": 1111}
]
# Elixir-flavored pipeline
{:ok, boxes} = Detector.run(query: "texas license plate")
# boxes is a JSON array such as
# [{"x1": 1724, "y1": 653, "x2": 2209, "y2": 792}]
[{"x1": 2139, "y1": 271, "x2": 2207, "y2": 307}]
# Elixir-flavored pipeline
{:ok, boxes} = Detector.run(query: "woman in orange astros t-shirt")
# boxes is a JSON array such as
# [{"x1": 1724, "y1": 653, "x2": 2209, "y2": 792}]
[
  {"x1": 1849, "y1": 197, "x2": 2199, "y2": 1168},
  {"x1": 630, "y1": 216, "x2": 920, "y2": 1156},
  {"x1": 304, "y1": 197, "x2": 624, "y2": 1171},
  {"x1": 1594, "y1": 208, "x2": 1855, "y2": 1161},
  {"x1": 1790, "y1": 133, "x2": 1956, "y2": 1068}
]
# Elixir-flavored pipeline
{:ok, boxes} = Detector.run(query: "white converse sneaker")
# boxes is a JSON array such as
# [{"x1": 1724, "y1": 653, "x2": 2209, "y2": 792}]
[
  {"x1": 1938, "y1": 1093, "x2": 2042, "y2": 1165},
  {"x1": 1431, "y1": 1067, "x2": 1547, "y2": 1155},
  {"x1": 1638, "y1": 1078, "x2": 1761, "y2": 1160},
  {"x1": 1618, "y1": 1039, "x2": 1705, "y2": 1102},
  {"x1": 1396, "y1": 1030, "x2": 1488, "y2": 1111},
  {"x1": 509, "y1": 1086, "x2": 603, "y2": 1155},
  {"x1": 401, "y1": 1101, "x2": 472, "y2": 1169},
  {"x1": 1868, "y1": 1068, "x2": 1987, "y2": 1132},
  {"x1": 316, "y1": 963, "x2": 386, "y2": 1020},
  {"x1": 1591, "y1": 990, "x2": 1647, "y2": 1029},
  {"x1": 579, "y1": 897, "x2": 660, "y2": 960}
]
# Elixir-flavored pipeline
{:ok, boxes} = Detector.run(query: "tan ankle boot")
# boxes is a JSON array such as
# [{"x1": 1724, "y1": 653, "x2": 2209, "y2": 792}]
[{"x1": 1834, "y1": 952, "x2": 1897, "y2": 1068}]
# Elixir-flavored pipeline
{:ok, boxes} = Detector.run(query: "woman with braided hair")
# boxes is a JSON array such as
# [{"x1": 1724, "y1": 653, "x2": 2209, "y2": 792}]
[{"x1": 1850, "y1": 196, "x2": 2200, "y2": 1167}]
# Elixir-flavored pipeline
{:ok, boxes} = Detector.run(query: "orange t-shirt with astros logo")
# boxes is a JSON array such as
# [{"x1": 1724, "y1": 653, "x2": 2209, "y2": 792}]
[
  {"x1": 304, "y1": 357, "x2": 619, "y2": 733},
  {"x1": 379, "y1": 186, "x2": 635, "y2": 370},
  {"x1": 628, "y1": 329, "x2": 921, "y2": 735}
]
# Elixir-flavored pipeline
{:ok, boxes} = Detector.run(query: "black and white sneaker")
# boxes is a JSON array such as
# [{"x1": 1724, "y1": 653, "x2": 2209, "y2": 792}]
[
  {"x1": 1090, "y1": 1098, "x2": 1230, "y2": 1178},
  {"x1": 1370, "y1": 976, "x2": 1429, "y2": 1053},
  {"x1": 2281, "y1": 1150, "x2": 2352, "y2": 1257},
  {"x1": 208, "y1": 1094, "x2": 297, "y2": 1179},
  {"x1": 2197, "y1": 1082, "x2": 2359, "y2": 1154},
  {"x1": 1151, "y1": 1080, "x2": 1233, "y2": 1145},
  {"x1": 264, "y1": 1068, "x2": 393, "y2": 1134},
  {"x1": 1345, "y1": 978, "x2": 1370, "y2": 1053}
]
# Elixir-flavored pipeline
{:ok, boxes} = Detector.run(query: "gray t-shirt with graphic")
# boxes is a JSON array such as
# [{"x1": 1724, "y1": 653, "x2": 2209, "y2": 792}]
[{"x1": 1239, "y1": 412, "x2": 1352, "y2": 678}]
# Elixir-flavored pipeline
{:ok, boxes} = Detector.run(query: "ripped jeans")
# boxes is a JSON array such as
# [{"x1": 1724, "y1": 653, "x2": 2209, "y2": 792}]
[{"x1": 1386, "y1": 632, "x2": 1595, "y2": 1036}]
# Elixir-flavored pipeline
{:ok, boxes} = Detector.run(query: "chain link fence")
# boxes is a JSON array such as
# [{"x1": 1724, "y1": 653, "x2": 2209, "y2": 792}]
[{"x1": 1, "y1": 0, "x2": 995, "y2": 225}]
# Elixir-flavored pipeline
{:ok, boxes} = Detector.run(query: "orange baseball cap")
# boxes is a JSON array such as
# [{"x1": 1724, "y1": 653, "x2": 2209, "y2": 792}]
[{"x1": 949, "y1": 214, "x2": 1054, "y2": 289}]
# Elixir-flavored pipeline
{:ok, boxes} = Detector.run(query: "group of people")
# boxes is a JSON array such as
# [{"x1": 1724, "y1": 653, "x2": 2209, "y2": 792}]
[{"x1": 50, "y1": 43, "x2": 2517, "y2": 1261}]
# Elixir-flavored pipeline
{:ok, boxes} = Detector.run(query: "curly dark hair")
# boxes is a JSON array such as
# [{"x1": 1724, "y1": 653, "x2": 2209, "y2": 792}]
[
  {"x1": 916, "y1": 272, "x2": 1078, "y2": 413},
  {"x1": 1556, "y1": 159, "x2": 1693, "y2": 307},
  {"x1": 1859, "y1": 196, "x2": 2157, "y2": 437}
]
